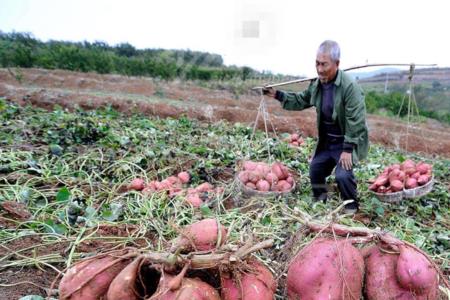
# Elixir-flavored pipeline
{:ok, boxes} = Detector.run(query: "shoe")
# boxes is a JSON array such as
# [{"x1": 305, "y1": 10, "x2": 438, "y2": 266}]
[
  {"x1": 343, "y1": 207, "x2": 358, "y2": 215},
  {"x1": 313, "y1": 193, "x2": 328, "y2": 203},
  {"x1": 343, "y1": 200, "x2": 359, "y2": 215}
]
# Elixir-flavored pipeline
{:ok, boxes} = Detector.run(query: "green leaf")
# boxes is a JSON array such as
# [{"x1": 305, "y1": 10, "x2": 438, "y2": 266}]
[
  {"x1": 44, "y1": 219, "x2": 67, "y2": 234},
  {"x1": 375, "y1": 205, "x2": 385, "y2": 217},
  {"x1": 49, "y1": 144, "x2": 63, "y2": 156},
  {"x1": 56, "y1": 187, "x2": 70, "y2": 202},
  {"x1": 261, "y1": 215, "x2": 272, "y2": 226},
  {"x1": 102, "y1": 203, "x2": 123, "y2": 222},
  {"x1": 200, "y1": 205, "x2": 212, "y2": 217}
]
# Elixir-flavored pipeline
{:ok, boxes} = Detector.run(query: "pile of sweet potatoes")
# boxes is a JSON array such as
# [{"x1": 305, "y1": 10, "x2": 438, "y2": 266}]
[
  {"x1": 58, "y1": 218, "x2": 277, "y2": 300},
  {"x1": 369, "y1": 159, "x2": 433, "y2": 194},
  {"x1": 127, "y1": 172, "x2": 223, "y2": 207},
  {"x1": 237, "y1": 160, "x2": 295, "y2": 192},
  {"x1": 286, "y1": 237, "x2": 441, "y2": 300},
  {"x1": 283, "y1": 133, "x2": 305, "y2": 147},
  {"x1": 127, "y1": 171, "x2": 190, "y2": 196}
]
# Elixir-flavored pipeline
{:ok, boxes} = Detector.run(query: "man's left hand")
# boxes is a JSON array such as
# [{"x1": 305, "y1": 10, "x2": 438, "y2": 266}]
[{"x1": 339, "y1": 152, "x2": 353, "y2": 171}]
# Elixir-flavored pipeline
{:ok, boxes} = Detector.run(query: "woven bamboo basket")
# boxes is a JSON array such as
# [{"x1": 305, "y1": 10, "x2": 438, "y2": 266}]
[
  {"x1": 371, "y1": 190, "x2": 404, "y2": 204},
  {"x1": 403, "y1": 177, "x2": 434, "y2": 199}
]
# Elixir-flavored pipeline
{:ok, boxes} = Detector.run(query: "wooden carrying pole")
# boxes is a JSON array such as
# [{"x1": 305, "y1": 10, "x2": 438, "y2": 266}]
[{"x1": 252, "y1": 63, "x2": 437, "y2": 90}]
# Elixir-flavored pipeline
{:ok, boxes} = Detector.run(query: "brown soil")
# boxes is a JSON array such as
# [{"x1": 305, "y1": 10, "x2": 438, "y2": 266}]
[
  {"x1": 0, "y1": 223, "x2": 153, "y2": 299},
  {"x1": 1, "y1": 68, "x2": 450, "y2": 158}
]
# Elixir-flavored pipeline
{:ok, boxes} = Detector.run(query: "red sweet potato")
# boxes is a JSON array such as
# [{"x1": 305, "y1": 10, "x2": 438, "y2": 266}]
[
  {"x1": 364, "y1": 245, "x2": 438, "y2": 300},
  {"x1": 152, "y1": 274, "x2": 221, "y2": 300},
  {"x1": 177, "y1": 171, "x2": 190, "y2": 184},
  {"x1": 265, "y1": 172, "x2": 278, "y2": 185},
  {"x1": 396, "y1": 245, "x2": 438, "y2": 295},
  {"x1": 128, "y1": 178, "x2": 145, "y2": 191},
  {"x1": 243, "y1": 161, "x2": 257, "y2": 171},
  {"x1": 401, "y1": 159, "x2": 415, "y2": 170},
  {"x1": 245, "y1": 182, "x2": 256, "y2": 190},
  {"x1": 195, "y1": 182, "x2": 214, "y2": 193},
  {"x1": 390, "y1": 179, "x2": 404, "y2": 192},
  {"x1": 221, "y1": 259, "x2": 276, "y2": 300},
  {"x1": 170, "y1": 219, "x2": 227, "y2": 252},
  {"x1": 107, "y1": 257, "x2": 145, "y2": 300},
  {"x1": 186, "y1": 193, "x2": 203, "y2": 207},
  {"x1": 287, "y1": 238, "x2": 364, "y2": 300},
  {"x1": 238, "y1": 171, "x2": 250, "y2": 184},
  {"x1": 405, "y1": 178, "x2": 418, "y2": 189},
  {"x1": 59, "y1": 251, "x2": 132, "y2": 300},
  {"x1": 417, "y1": 174, "x2": 431, "y2": 186},
  {"x1": 256, "y1": 179, "x2": 270, "y2": 192}
]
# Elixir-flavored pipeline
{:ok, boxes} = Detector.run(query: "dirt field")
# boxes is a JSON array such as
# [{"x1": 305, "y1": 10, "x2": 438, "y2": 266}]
[{"x1": 1, "y1": 68, "x2": 450, "y2": 158}]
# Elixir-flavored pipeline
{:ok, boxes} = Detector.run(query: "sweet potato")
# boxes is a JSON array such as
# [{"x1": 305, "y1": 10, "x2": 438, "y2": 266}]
[
  {"x1": 396, "y1": 245, "x2": 438, "y2": 295},
  {"x1": 128, "y1": 178, "x2": 145, "y2": 191},
  {"x1": 170, "y1": 219, "x2": 227, "y2": 252},
  {"x1": 238, "y1": 171, "x2": 250, "y2": 184},
  {"x1": 59, "y1": 251, "x2": 132, "y2": 300},
  {"x1": 265, "y1": 172, "x2": 278, "y2": 185},
  {"x1": 186, "y1": 193, "x2": 203, "y2": 207},
  {"x1": 405, "y1": 178, "x2": 418, "y2": 189},
  {"x1": 248, "y1": 171, "x2": 262, "y2": 184},
  {"x1": 221, "y1": 259, "x2": 276, "y2": 300},
  {"x1": 245, "y1": 182, "x2": 256, "y2": 190},
  {"x1": 401, "y1": 159, "x2": 415, "y2": 170},
  {"x1": 255, "y1": 163, "x2": 271, "y2": 176},
  {"x1": 107, "y1": 257, "x2": 145, "y2": 300},
  {"x1": 177, "y1": 171, "x2": 190, "y2": 184},
  {"x1": 243, "y1": 161, "x2": 257, "y2": 171},
  {"x1": 375, "y1": 175, "x2": 388, "y2": 187},
  {"x1": 256, "y1": 179, "x2": 270, "y2": 192},
  {"x1": 369, "y1": 182, "x2": 379, "y2": 191},
  {"x1": 152, "y1": 274, "x2": 221, "y2": 300},
  {"x1": 390, "y1": 179, "x2": 403, "y2": 192},
  {"x1": 364, "y1": 245, "x2": 438, "y2": 300},
  {"x1": 417, "y1": 174, "x2": 430, "y2": 186},
  {"x1": 271, "y1": 163, "x2": 284, "y2": 180},
  {"x1": 196, "y1": 182, "x2": 214, "y2": 193},
  {"x1": 287, "y1": 238, "x2": 364, "y2": 300}
]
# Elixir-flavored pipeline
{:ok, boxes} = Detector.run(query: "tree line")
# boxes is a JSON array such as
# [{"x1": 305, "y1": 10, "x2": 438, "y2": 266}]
[{"x1": 0, "y1": 31, "x2": 259, "y2": 81}]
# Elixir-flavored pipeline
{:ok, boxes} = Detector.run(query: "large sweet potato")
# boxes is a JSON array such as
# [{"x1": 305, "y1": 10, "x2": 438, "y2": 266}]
[
  {"x1": 107, "y1": 256, "x2": 144, "y2": 300},
  {"x1": 364, "y1": 245, "x2": 438, "y2": 300},
  {"x1": 221, "y1": 259, "x2": 276, "y2": 300},
  {"x1": 59, "y1": 251, "x2": 132, "y2": 300},
  {"x1": 170, "y1": 218, "x2": 227, "y2": 252},
  {"x1": 286, "y1": 238, "x2": 364, "y2": 300},
  {"x1": 150, "y1": 274, "x2": 221, "y2": 300}
]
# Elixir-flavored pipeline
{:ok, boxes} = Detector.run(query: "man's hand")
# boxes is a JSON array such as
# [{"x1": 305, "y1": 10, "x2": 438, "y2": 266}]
[
  {"x1": 339, "y1": 152, "x2": 353, "y2": 171},
  {"x1": 262, "y1": 87, "x2": 276, "y2": 98}
]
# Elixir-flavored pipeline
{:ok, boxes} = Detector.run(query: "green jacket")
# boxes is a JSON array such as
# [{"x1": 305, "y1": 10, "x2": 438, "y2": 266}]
[{"x1": 276, "y1": 69, "x2": 369, "y2": 162}]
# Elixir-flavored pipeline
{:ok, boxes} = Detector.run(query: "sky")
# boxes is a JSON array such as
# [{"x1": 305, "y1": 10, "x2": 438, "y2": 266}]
[{"x1": 0, "y1": 0, "x2": 448, "y2": 77}]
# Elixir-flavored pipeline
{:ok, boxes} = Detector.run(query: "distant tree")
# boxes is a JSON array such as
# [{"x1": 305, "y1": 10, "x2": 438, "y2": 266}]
[{"x1": 115, "y1": 42, "x2": 137, "y2": 57}]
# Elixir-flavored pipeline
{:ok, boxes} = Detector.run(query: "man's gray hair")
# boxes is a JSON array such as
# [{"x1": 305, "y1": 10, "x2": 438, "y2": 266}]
[{"x1": 317, "y1": 40, "x2": 340, "y2": 62}]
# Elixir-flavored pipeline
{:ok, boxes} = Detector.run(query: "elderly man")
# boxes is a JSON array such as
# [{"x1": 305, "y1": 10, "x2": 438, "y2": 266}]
[{"x1": 263, "y1": 40, "x2": 368, "y2": 214}]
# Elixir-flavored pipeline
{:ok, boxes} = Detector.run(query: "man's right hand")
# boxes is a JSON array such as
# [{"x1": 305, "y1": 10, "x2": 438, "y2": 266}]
[{"x1": 262, "y1": 87, "x2": 276, "y2": 98}]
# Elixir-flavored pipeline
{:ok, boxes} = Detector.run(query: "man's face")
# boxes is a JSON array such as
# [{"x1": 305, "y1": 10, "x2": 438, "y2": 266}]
[{"x1": 316, "y1": 53, "x2": 339, "y2": 84}]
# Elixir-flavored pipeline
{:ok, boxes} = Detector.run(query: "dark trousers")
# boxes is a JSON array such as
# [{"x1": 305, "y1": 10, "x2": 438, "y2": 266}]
[{"x1": 309, "y1": 144, "x2": 358, "y2": 208}]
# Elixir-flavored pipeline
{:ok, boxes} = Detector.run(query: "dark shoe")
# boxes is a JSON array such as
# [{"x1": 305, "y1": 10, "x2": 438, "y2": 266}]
[
  {"x1": 343, "y1": 200, "x2": 359, "y2": 215},
  {"x1": 343, "y1": 207, "x2": 358, "y2": 215},
  {"x1": 313, "y1": 193, "x2": 328, "y2": 203}
]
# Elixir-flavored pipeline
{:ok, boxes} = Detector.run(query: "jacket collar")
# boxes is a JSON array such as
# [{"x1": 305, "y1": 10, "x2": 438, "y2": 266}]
[{"x1": 311, "y1": 69, "x2": 342, "y2": 92}]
